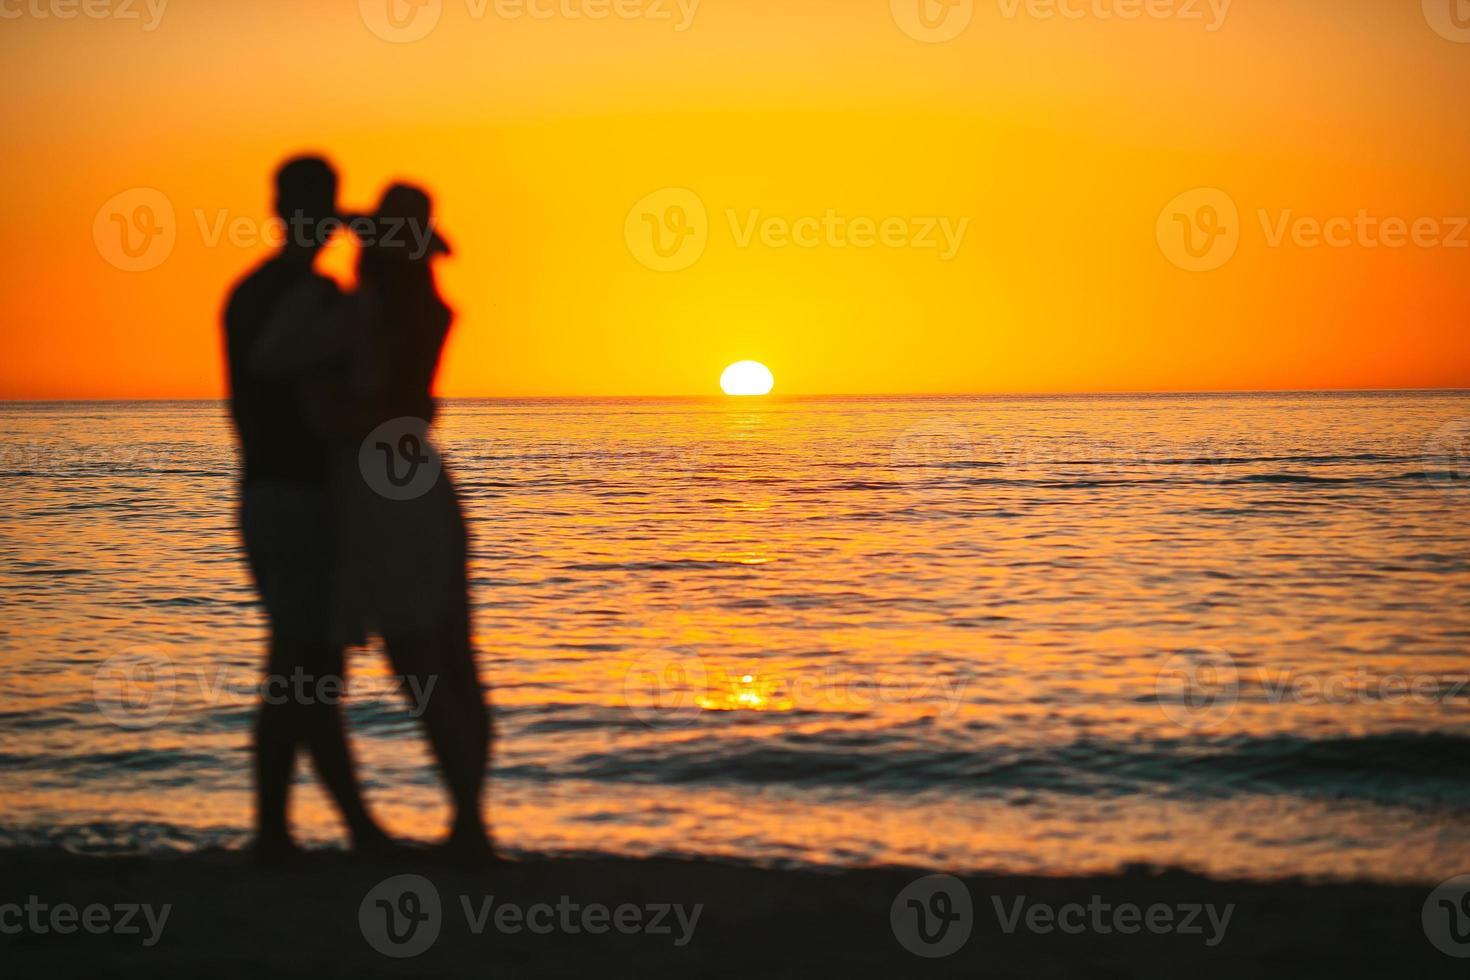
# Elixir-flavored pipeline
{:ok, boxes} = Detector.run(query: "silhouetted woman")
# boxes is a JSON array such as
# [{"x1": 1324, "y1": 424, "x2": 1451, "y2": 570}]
[{"x1": 257, "y1": 183, "x2": 492, "y2": 858}]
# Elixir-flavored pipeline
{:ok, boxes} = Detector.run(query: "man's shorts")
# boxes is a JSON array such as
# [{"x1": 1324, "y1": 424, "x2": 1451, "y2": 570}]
[{"x1": 239, "y1": 480, "x2": 335, "y2": 652}]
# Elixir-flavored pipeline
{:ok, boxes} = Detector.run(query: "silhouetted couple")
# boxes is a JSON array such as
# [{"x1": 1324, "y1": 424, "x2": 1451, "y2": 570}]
[{"x1": 223, "y1": 156, "x2": 490, "y2": 862}]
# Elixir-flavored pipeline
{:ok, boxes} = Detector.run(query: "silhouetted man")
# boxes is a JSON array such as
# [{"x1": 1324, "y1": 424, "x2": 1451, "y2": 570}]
[{"x1": 223, "y1": 156, "x2": 388, "y2": 859}]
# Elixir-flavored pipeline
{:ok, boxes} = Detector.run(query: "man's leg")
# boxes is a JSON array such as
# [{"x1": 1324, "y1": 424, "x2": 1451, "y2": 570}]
[
  {"x1": 244, "y1": 481, "x2": 389, "y2": 853},
  {"x1": 254, "y1": 636, "x2": 299, "y2": 859},
  {"x1": 244, "y1": 486, "x2": 304, "y2": 859},
  {"x1": 296, "y1": 641, "x2": 393, "y2": 850}
]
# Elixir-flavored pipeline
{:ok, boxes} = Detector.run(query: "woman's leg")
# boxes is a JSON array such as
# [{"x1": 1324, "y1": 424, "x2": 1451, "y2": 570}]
[{"x1": 383, "y1": 610, "x2": 490, "y2": 853}]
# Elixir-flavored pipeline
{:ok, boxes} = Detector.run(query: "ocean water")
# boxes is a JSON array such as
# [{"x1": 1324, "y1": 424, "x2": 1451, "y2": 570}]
[{"x1": 2, "y1": 392, "x2": 1469, "y2": 883}]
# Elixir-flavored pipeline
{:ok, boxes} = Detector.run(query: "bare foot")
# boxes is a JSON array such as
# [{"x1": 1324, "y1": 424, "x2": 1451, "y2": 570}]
[
  {"x1": 352, "y1": 826, "x2": 408, "y2": 859},
  {"x1": 441, "y1": 823, "x2": 497, "y2": 867}
]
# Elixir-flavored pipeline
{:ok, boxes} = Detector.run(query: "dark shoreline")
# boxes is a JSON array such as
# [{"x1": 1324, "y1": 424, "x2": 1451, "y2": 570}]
[{"x1": 0, "y1": 848, "x2": 1458, "y2": 978}]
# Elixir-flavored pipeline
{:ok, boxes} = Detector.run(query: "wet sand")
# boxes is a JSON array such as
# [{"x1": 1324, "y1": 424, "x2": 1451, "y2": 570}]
[{"x1": 0, "y1": 848, "x2": 1456, "y2": 977}]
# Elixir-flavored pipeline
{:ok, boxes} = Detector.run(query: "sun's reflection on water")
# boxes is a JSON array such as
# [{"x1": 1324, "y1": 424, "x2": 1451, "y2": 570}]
[{"x1": 696, "y1": 672, "x2": 795, "y2": 713}]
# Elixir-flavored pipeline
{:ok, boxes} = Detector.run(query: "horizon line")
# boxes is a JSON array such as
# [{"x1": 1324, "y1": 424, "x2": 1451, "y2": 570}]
[{"x1": 1, "y1": 385, "x2": 1469, "y2": 405}]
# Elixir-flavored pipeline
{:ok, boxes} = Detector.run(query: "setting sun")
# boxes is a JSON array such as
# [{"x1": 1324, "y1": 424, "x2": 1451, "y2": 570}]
[{"x1": 720, "y1": 361, "x2": 775, "y2": 397}]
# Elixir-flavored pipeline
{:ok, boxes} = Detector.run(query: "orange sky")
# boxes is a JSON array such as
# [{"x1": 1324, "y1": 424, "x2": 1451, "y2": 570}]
[{"x1": 1, "y1": 0, "x2": 1467, "y2": 398}]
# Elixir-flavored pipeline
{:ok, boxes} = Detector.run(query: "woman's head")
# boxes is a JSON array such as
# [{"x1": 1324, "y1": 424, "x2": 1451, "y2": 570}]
[{"x1": 353, "y1": 182, "x2": 450, "y2": 269}]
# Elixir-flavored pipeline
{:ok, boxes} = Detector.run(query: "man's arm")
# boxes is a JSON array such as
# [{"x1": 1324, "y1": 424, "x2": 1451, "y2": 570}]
[{"x1": 252, "y1": 278, "x2": 354, "y2": 379}]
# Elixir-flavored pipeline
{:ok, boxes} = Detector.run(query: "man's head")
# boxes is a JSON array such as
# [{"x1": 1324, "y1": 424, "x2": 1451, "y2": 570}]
[{"x1": 272, "y1": 155, "x2": 339, "y2": 253}]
